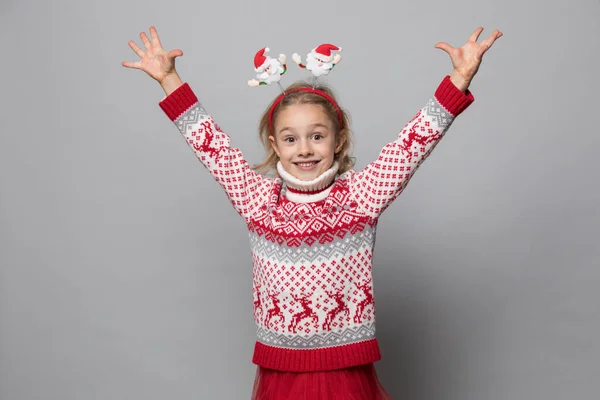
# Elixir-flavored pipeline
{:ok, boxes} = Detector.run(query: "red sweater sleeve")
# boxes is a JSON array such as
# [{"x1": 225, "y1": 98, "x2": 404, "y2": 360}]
[
  {"x1": 159, "y1": 83, "x2": 273, "y2": 222},
  {"x1": 348, "y1": 76, "x2": 474, "y2": 218}
]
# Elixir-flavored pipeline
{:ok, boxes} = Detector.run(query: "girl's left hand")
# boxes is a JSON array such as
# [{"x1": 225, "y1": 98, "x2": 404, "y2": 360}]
[{"x1": 435, "y1": 27, "x2": 503, "y2": 91}]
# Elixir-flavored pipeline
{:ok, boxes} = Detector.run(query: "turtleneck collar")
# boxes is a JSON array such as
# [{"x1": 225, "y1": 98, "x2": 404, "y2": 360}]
[{"x1": 277, "y1": 161, "x2": 339, "y2": 203}]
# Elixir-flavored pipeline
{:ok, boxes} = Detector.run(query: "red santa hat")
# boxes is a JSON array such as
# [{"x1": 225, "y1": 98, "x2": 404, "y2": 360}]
[
  {"x1": 254, "y1": 47, "x2": 271, "y2": 72},
  {"x1": 312, "y1": 44, "x2": 341, "y2": 62}
]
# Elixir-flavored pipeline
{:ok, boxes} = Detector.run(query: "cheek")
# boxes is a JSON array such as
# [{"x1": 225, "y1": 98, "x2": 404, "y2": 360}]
[
  {"x1": 324, "y1": 137, "x2": 338, "y2": 156},
  {"x1": 315, "y1": 145, "x2": 335, "y2": 161},
  {"x1": 277, "y1": 144, "x2": 294, "y2": 158}
]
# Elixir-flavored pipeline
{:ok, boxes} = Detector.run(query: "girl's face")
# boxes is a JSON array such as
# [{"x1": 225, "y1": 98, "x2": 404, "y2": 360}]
[{"x1": 269, "y1": 103, "x2": 342, "y2": 181}]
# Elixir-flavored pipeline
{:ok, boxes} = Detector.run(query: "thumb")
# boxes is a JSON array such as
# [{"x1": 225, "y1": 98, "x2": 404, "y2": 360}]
[
  {"x1": 434, "y1": 42, "x2": 452, "y2": 55},
  {"x1": 168, "y1": 49, "x2": 183, "y2": 59}
]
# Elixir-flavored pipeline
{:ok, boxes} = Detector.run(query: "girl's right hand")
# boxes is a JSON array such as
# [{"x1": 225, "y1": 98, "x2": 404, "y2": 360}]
[{"x1": 122, "y1": 26, "x2": 183, "y2": 85}]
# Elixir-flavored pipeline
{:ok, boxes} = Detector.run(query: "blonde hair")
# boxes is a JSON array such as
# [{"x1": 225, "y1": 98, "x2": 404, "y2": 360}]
[{"x1": 253, "y1": 81, "x2": 354, "y2": 175}]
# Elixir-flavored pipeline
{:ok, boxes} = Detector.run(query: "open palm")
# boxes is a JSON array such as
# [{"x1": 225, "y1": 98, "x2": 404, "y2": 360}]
[
  {"x1": 122, "y1": 26, "x2": 183, "y2": 83},
  {"x1": 435, "y1": 27, "x2": 503, "y2": 84}
]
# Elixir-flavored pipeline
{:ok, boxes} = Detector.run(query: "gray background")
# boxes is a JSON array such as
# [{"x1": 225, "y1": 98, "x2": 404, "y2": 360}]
[{"x1": 1, "y1": 0, "x2": 599, "y2": 399}]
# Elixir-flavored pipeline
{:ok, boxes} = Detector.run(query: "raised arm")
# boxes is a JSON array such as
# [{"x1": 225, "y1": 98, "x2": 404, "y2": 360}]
[
  {"x1": 123, "y1": 26, "x2": 273, "y2": 222},
  {"x1": 349, "y1": 27, "x2": 502, "y2": 218}
]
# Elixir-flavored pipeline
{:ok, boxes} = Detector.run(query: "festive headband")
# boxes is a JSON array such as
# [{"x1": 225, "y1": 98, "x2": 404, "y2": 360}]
[{"x1": 247, "y1": 44, "x2": 343, "y2": 132}]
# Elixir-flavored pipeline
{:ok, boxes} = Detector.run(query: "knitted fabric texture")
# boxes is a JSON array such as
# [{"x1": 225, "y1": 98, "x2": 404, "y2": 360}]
[{"x1": 159, "y1": 76, "x2": 474, "y2": 372}]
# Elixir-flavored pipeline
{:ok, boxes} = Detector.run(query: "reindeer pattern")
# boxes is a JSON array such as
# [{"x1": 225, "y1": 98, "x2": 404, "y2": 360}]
[
  {"x1": 263, "y1": 290, "x2": 285, "y2": 329},
  {"x1": 398, "y1": 113, "x2": 442, "y2": 163},
  {"x1": 354, "y1": 278, "x2": 375, "y2": 324},
  {"x1": 190, "y1": 120, "x2": 222, "y2": 160},
  {"x1": 254, "y1": 281, "x2": 375, "y2": 334}
]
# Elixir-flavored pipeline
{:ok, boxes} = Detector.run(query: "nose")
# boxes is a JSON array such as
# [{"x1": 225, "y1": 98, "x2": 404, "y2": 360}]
[{"x1": 297, "y1": 139, "x2": 313, "y2": 157}]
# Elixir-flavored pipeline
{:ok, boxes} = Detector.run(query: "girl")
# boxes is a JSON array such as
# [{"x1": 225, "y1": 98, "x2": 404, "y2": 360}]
[{"x1": 122, "y1": 26, "x2": 502, "y2": 399}]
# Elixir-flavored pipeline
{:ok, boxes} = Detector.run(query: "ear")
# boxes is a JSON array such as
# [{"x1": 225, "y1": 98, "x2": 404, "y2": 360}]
[
  {"x1": 335, "y1": 131, "x2": 346, "y2": 154},
  {"x1": 269, "y1": 135, "x2": 281, "y2": 157}
]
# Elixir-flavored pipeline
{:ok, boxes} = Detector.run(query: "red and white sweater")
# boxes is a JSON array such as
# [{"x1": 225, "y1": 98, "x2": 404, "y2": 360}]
[{"x1": 159, "y1": 76, "x2": 474, "y2": 372}]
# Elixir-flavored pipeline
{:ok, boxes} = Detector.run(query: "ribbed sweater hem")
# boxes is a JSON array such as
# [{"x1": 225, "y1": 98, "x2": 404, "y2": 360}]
[
  {"x1": 435, "y1": 75, "x2": 475, "y2": 115},
  {"x1": 159, "y1": 83, "x2": 197, "y2": 121},
  {"x1": 252, "y1": 339, "x2": 382, "y2": 372}
]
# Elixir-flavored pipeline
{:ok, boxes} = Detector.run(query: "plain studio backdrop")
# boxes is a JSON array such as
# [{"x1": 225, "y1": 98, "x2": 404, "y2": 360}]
[{"x1": 1, "y1": 0, "x2": 599, "y2": 399}]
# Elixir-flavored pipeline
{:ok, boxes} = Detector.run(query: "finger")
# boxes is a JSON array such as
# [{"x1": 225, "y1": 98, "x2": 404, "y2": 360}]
[
  {"x1": 468, "y1": 27, "x2": 484, "y2": 42},
  {"x1": 476, "y1": 44, "x2": 489, "y2": 60},
  {"x1": 149, "y1": 26, "x2": 162, "y2": 49},
  {"x1": 167, "y1": 49, "x2": 183, "y2": 59},
  {"x1": 434, "y1": 42, "x2": 453, "y2": 55},
  {"x1": 140, "y1": 31, "x2": 152, "y2": 49},
  {"x1": 492, "y1": 31, "x2": 503, "y2": 44},
  {"x1": 122, "y1": 60, "x2": 142, "y2": 69},
  {"x1": 481, "y1": 30, "x2": 502, "y2": 49},
  {"x1": 128, "y1": 40, "x2": 145, "y2": 58}
]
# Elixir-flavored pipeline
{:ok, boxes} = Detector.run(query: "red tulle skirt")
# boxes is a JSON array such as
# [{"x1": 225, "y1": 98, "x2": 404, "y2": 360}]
[{"x1": 251, "y1": 363, "x2": 391, "y2": 400}]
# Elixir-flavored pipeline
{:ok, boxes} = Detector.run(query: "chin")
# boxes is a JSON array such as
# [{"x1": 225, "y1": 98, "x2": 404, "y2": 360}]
[
  {"x1": 297, "y1": 173, "x2": 321, "y2": 181},
  {"x1": 290, "y1": 169, "x2": 316, "y2": 180}
]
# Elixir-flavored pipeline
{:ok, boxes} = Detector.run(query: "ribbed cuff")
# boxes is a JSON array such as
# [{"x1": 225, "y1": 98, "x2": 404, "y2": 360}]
[
  {"x1": 252, "y1": 339, "x2": 382, "y2": 372},
  {"x1": 158, "y1": 83, "x2": 198, "y2": 121},
  {"x1": 434, "y1": 75, "x2": 475, "y2": 116}
]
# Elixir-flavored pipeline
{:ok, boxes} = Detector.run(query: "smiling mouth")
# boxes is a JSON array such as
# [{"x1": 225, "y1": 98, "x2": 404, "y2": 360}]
[{"x1": 294, "y1": 161, "x2": 320, "y2": 168}]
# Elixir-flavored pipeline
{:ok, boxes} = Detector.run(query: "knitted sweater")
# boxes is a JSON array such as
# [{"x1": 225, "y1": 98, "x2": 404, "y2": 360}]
[{"x1": 159, "y1": 76, "x2": 474, "y2": 372}]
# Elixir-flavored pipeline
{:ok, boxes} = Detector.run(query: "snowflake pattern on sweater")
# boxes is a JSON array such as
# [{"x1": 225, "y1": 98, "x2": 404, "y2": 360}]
[{"x1": 159, "y1": 76, "x2": 474, "y2": 372}]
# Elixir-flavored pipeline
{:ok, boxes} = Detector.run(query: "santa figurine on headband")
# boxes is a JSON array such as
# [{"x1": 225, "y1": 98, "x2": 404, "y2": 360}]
[
  {"x1": 293, "y1": 44, "x2": 342, "y2": 77},
  {"x1": 248, "y1": 47, "x2": 287, "y2": 87}
]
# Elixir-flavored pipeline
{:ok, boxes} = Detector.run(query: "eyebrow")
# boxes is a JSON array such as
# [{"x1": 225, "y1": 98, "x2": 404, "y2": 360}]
[{"x1": 278, "y1": 123, "x2": 331, "y2": 135}]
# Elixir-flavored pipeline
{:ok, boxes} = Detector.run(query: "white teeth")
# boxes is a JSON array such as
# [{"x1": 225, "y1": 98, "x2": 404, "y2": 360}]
[{"x1": 296, "y1": 162, "x2": 317, "y2": 167}]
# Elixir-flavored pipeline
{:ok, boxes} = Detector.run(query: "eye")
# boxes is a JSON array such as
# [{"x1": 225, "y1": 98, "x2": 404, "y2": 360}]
[
  {"x1": 312, "y1": 134, "x2": 324, "y2": 140},
  {"x1": 283, "y1": 137, "x2": 295, "y2": 143}
]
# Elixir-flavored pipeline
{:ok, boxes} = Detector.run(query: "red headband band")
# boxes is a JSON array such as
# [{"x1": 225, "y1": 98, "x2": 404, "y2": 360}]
[{"x1": 268, "y1": 88, "x2": 344, "y2": 132}]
